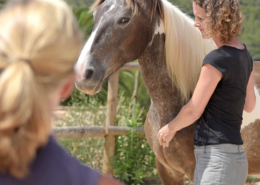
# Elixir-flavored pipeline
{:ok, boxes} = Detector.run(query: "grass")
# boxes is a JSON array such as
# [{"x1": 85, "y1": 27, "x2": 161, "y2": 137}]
[{"x1": 54, "y1": 95, "x2": 106, "y2": 170}]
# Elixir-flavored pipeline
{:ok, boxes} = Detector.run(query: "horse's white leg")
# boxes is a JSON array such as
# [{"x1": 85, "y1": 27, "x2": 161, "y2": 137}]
[
  {"x1": 241, "y1": 81, "x2": 260, "y2": 174},
  {"x1": 242, "y1": 86, "x2": 260, "y2": 128},
  {"x1": 242, "y1": 119, "x2": 260, "y2": 174}
]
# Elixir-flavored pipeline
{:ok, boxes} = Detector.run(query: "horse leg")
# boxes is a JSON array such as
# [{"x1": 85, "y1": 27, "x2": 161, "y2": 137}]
[
  {"x1": 242, "y1": 119, "x2": 260, "y2": 174},
  {"x1": 156, "y1": 159, "x2": 185, "y2": 185}
]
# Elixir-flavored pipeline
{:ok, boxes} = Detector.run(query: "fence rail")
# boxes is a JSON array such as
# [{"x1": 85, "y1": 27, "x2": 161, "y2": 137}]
[{"x1": 53, "y1": 126, "x2": 145, "y2": 138}]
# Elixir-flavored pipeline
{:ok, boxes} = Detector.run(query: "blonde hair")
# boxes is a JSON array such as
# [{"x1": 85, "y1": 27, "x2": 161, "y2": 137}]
[
  {"x1": 161, "y1": 0, "x2": 217, "y2": 103},
  {"x1": 0, "y1": 0, "x2": 82, "y2": 178},
  {"x1": 193, "y1": 0, "x2": 243, "y2": 43}
]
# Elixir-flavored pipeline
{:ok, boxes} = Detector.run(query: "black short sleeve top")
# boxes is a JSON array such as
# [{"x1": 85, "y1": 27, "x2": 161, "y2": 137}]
[{"x1": 194, "y1": 44, "x2": 253, "y2": 146}]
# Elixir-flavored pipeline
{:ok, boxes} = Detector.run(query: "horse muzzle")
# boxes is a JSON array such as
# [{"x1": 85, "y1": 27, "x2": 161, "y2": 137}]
[{"x1": 74, "y1": 56, "x2": 105, "y2": 95}]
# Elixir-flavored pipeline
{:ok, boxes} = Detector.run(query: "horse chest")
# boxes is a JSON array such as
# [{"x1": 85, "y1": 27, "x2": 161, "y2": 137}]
[
  {"x1": 145, "y1": 103, "x2": 192, "y2": 171},
  {"x1": 242, "y1": 86, "x2": 260, "y2": 128}
]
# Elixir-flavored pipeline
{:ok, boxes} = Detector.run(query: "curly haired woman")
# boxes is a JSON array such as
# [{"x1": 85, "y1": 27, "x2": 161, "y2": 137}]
[
  {"x1": 0, "y1": 0, "x2": 122, "y2": 185},
  {"x1": 157, "y1": 0, "x2": 256, "y2": 184}
]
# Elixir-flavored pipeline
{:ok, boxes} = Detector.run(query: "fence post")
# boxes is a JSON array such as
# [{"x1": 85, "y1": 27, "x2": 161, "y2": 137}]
[{"x1": 102, "y1": 71, "x2": 119, "y2": 175}]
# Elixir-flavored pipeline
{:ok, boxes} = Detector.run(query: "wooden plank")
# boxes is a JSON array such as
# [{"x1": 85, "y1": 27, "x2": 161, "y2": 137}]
[
  {"x1": 52, "y1": 126, "x2": 145, "y2": 138},
  {"x1": 55, "y1": 106, "x2": 107, "y2": 111},
  {"x1": 120, "y1": 63, "x2": 140, "y2": 71},
  {"x1": 107, "y1": 126, "x2": 145, "y2": 137},
  {"x1": 53, "y1": 126, "x2": 106, "y2": 138},
  {"x1": 102, "y1": 71, "x2": 119, "y2": 175}
]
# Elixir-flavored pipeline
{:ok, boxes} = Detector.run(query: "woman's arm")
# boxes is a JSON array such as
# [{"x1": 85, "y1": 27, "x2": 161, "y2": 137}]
[
  {"x1": 157, "y1": 64, "x2": 222, "y2": 148},
  {"x1": 244, "y1": 72, "x2": 256, "y2": 113}
]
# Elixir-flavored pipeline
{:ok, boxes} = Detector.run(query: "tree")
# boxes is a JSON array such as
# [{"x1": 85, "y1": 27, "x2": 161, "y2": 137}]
[
  {"x1": 168, "y1": 0, "x2": 260, "y2": 61},
  {"x1": 0, "y1": 0, "x2": 7, "y2": 9},
  {"x1": 64, "y1": 0, "x2": 95, "y2": 7}
]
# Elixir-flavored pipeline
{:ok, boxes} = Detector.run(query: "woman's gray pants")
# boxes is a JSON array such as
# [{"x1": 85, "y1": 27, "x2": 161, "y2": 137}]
[{"x1": 194, "y1": 144, "x2": 248, "y2": 185}]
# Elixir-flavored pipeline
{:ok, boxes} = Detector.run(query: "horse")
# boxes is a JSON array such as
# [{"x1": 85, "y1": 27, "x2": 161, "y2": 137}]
[{"x1": 74, "y1": 0, "x2": 260, "y2": 184}]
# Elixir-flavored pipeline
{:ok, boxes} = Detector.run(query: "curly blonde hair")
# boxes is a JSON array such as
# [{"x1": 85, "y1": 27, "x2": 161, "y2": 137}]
[
  {"x1": 193, "y1": 0, "x2": 243, "y2": 43},
  {"x1": 0, "y1": 0, "x2": 82, "y2": 178}
]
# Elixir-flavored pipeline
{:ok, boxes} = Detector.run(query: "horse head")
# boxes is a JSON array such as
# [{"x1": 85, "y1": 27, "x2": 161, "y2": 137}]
[{"x1": 75, "y1": 0, "x2": 163, "y2": 94}]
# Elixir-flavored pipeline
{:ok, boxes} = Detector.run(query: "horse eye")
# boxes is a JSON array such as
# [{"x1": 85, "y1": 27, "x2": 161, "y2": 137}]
[{"x1": 119, "y1": 17, "x2": 130, "y2": 24}]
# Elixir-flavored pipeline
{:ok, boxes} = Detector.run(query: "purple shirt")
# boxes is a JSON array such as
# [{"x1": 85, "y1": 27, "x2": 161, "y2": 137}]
[{"x1": 0, "y1": 136, "x2": 100, "y2": 185}]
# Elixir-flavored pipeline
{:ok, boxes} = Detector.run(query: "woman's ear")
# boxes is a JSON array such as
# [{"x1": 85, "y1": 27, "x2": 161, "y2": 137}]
[{"x1": 60, "y1": 74, "x2": 75, "y2": 100}]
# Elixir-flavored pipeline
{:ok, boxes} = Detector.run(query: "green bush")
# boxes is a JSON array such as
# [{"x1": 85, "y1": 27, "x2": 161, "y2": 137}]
[
  {"x1": 57, "y1": 93, "x2": 157, "y2": 184},
  {"x1": 72, "y1": 6, "x2": 94, "y2": 37},
  {"x1": 112, "y1": 95, "x2": 157, "y2": 185}
]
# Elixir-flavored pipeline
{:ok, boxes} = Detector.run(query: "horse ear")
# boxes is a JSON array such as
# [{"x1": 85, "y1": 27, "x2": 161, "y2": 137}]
[
  {"x1": 151, "y1": 0, "x2": 164, "y2": 21},
  {"x1": 90, "y1": 0, "x2": 105, "y2": 12}
]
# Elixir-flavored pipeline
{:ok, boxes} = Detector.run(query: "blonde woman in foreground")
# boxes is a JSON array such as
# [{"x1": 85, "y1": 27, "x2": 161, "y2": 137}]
[{"x1": 0, "y1": 0, "x2": 122, "y2": 184}]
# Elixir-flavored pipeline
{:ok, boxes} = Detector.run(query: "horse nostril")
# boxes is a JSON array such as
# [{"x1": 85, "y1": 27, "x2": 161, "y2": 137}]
[{"x1": 84, "y1": 68, "x2": 94, "y2": 80}]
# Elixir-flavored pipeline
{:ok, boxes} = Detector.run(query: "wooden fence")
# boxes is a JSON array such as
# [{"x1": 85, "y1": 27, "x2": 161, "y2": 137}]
[
  {"x1": 53, "y1": 62, "x2": 142, "y2": 176},
  {"x1": 53, "y1": 61, "x2": 259, "y2": 175}
]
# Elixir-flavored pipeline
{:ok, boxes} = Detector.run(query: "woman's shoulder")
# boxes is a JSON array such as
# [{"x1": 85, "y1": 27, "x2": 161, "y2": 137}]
[
  {"x1": 203, "y1": 44, "x2": 246, "y2": 63},
  {"x1": 204, "y1": 48, "x2": 228, "y2": 64},
  {"x1": 31, "y1": 135, "x2": 101, "y2": 185}
]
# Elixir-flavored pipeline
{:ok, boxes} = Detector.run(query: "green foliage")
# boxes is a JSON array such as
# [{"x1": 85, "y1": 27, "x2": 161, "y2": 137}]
[
  {"x1": 240, "y1": 0, "x2": 260, "y2": 7},
  {"x1": 72, "y1": 6, "x2": 94, "y2": 37},
  {"x1": 61, "y1": 86, "x2": 108, "y2": 106},
  {"x1": 64, "y1": 0, "x2": 95, "y2": 7},
  {"x1": 240, "y1": 5, "x2": 260, "y2": 60},
  {"x1": 168, "y1": 0, "x2": 193, "y2": 17},
  {"x1": 57, "y1": 93, "x2": 157, "y2": 184},
  {"x1": 0, "y1": 0, "x2": 6, "y2": 9},
  {"x1": 112, "y1": 96, "x2": 157, "y2": 185}
]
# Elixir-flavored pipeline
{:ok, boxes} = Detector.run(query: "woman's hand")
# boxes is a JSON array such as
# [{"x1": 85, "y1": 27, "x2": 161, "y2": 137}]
[{"x1": 157, "y1": 123, "x2": 176, "y2": 148}]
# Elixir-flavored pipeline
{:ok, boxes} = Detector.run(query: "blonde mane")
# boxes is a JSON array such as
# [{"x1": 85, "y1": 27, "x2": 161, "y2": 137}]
[{"x1": 161, "y1": 0, "x2": 217, "y2": 103}]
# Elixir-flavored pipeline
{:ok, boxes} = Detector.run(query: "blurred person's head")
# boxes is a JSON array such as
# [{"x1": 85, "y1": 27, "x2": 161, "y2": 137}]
[
  {"x1": 0, "y1": 0, "x2": 82, "y2": 178},
  {"x1": 193, "y1": 0, "x2": 243, "y2": 44}
]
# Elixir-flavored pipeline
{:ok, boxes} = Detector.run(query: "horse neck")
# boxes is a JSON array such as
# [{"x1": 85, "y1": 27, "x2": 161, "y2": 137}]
[{"x1": 138, "y1": 33, "x2": 183, "y2": 125}]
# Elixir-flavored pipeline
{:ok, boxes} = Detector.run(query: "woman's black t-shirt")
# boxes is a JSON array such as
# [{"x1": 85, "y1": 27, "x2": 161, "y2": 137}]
[{"x1": 194, "y1": 45, "x2": 253, "y2": 146}]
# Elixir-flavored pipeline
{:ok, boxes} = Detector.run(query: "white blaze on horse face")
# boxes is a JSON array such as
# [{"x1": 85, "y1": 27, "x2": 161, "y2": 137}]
[
  {"x1": 75, "y1": 29, "x2": 97, "y2": 80},
  {"x1": 242, "y1": 86, "x2": 260, "y2": 128},
  {"x1": 74, "y1": 3, "x2": 116, "y2": 79}
]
